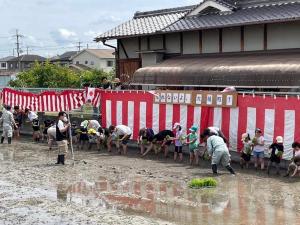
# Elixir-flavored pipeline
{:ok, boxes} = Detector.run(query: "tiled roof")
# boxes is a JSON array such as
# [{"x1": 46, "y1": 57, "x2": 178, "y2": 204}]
[
  {"x1": 163, "y1": 2, "x2": 300, "y2": 32},
  {"x1": 0, "y1": 56, "x2": 16, "y2": 62},
  {"x1": 71, "y1": 49, "x2": 115, "y2": 60},
  {"x1": 96, "y1": 0, "x2": 300, "y2": 41},
  {"x1": 8, "y1": 55, "x2": 46, "y2": 62},
  {"x1": 95, "y1": 5, "x2": 197, "y2": 41}
]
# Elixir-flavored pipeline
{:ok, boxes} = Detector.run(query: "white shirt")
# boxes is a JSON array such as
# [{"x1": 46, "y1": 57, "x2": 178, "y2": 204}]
[
  {"x1": 116, "y1": 125, "x2": 132, "y2": 136},
  {"x1": 28, "y1": 111, "x2": 38, "y2": 121},
  {"x1": 88, "y1": 120, "x2": 101, "y2": 130},
  {"x1": 57, "y1": 120, "x2": 65, "y2": 131},
  {"x1": 253, "y1": 136, "x2": 265, "y2": 152}
]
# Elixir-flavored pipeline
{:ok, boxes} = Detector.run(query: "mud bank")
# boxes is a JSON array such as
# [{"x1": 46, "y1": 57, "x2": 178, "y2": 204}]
[{"x1": 0, "y1": 140, "x2": 299, "y2": 225}]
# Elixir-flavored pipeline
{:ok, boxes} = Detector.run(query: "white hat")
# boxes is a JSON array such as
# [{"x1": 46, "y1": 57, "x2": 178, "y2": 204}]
[
  {"x1": 276, "y1": 136, "x2": 283, "y2": 143},
  {"x1": 173, "y1": 122, "x2": 181, "y2": 129}
]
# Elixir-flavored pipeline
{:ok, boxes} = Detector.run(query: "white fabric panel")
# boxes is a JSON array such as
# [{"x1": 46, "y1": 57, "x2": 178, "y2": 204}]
[
  {"x1": 246, "y1": 107, "x2": 256, "y2": 139},
  {"x1": 193, "y1": 107, "x2": 202, "y2": 141},
  {"x1": 105, "y1": 100, "x2": 112, "y2": 128},
  {"x1": 264, "y1": 109, "x2": 275, "y2": 147},
  {"x1": 116, "y1": 101, "x2": 123, "y2": 125},
  {"x1": 213, "y1": 107, "x2": 222, "y2": 129},
  {"x1": 165, "y1": 104, "x2": 173, "y2": 130},
  {"x1": 229, "y1": 108, "x2": 239, "y2": 151},
  {"x1": 180, "y1": 105, "x2": 188, "y2": 135},
  {"x1": 283, "y1": 110, "x2": 295, "y2": 160},
  {"x1": 127, "y1": 101, "x2": 134, "y2": 132},
  {"x1": 139, "y1": 102, "x2": 147, "y2": 130},
  {"x1": 152, "y1": 104, "x2": 160, "y2": 134}
]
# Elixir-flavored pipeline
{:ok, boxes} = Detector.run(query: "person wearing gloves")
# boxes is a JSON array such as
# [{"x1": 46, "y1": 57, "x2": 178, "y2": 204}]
[
  {"x1": 55, "y1": 112, "x2": 70, "y2": 165},
  {"x1": 0, "y1": 105, "x2": 17, "y2": 144},
  {"x1": 202, "y1": 129, "x2": 235, "y2": 175}
]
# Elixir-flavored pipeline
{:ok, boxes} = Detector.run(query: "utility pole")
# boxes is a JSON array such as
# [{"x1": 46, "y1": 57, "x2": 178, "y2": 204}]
[
  {"x1": 13, "y1": 48, "x2": 15, "y2": 56},
  {"x1": 87, "y1": 43, "x2": 89, "y2": 49},
  {"x1": 13, "y1": 29, "x2": 24, "y2": 71},
  {"x1": 26, "y1": 46, "x2": 29, "y2": 55},
  {"x1": 14, "y1": 29, "x2": 23, "y2": 57},
  {"x1": 77, "y1": 41, "x2": 82, "y2": 51}
]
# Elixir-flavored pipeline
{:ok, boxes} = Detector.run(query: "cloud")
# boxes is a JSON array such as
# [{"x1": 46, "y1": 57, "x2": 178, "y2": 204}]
[{"x1": 50, "y1": 28, "x2": 78, "y2": 44}]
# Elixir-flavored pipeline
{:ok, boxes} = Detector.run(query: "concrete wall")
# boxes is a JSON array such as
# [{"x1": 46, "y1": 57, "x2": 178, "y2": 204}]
[
  {"x1": 119, "y1": 38, "x2": 139, "y2": 59},
  {"x1": 141, "y1": 53, "x2": 163, "y2": 67},
  {"x1": 268, "y1": 22, "x2": 300, "y2": 50},
  {"x1": 222, "y1": 27, "x2": 241, "y2": 52},
  {"x1": 183, "y1": 31, "x2": 200, "y2": 54},
  {"x1": 202, "y1": 29, "x2": 219, "y2": 53},
  {"x1": 72, "y1": 51, "x2": 114, "y2": 72},
  {"x1": 165, "y1": 33, "x2": 181, "y2": 54},
  {"x1": 244, "y1": 25, "x2": 264, "y2": 51}
]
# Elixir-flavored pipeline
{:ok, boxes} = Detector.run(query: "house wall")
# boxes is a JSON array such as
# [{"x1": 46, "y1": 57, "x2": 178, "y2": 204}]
[
  {"x1": 222, "y1": 27, "x2": 241, "y2": 52},
  {"x1": 150, "y1": 35, "x2": 164, "y2": 50},
  {"x1": 119, "y1": 38, "x2": 139, "y2": 59},
  {"x1": 118, "y1": 21, "x2": 300, "y2": 61},
  {"x1": 165, "y1": 33, "x2": 181, "y2": 53},
  {"x1": 267, "y1": 22, "x2": 300, "y2": 50},
  {"x1": 72, "y1": 51, "x2": 114, "y2": 72},
  {"x1": 0, "y1": 62, "x2": 7, "y2": 70},
  {"x1": 183, "y1": 31, "x2": 200, "y2": 54},
  {"x1": 202, "y1": 29, "x2": 219, "y2": 53},
  {"x1": 244, "y1": 25, "x2": 264, "y2": 51}
]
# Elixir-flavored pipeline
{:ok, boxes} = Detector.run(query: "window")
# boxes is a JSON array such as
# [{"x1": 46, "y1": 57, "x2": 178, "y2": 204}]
[
  {"x1": 107, "y1": 60, "x2": 113, "y2": 67},
  {"x1": 0, "y1": 62, "x2": 6, "y2": 68},
  {"x1": 91, "y1": 61, "x2": 94, "y2": 65},
  {"x1": 76, "y1": 61, "x2": 79, "y2": 65},
  {"x1": 85, "y1": 61, "x2": 88, "y2": 65}
]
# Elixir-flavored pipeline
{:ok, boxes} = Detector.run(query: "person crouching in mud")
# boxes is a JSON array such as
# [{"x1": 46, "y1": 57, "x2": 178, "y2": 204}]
[
  {"x1": 55, "y1": 112, "x2": 70, "y2": 165},
  {"x1": 202, "y1": 129, "x2": 235, "y2": 175}
]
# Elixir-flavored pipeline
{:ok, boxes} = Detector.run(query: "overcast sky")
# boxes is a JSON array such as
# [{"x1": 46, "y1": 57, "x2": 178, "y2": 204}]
[{"x1": 0, "y1": 0, "x2": 200, "y2": 58}]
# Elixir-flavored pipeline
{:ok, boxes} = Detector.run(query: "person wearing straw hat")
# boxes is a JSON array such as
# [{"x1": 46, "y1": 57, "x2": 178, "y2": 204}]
[
  {"x1": 267, "y1": 136, "x2": 284, "y2": 175},
  {"x1": 202, "y1": 129, "x2": 235, "y2": 175}
]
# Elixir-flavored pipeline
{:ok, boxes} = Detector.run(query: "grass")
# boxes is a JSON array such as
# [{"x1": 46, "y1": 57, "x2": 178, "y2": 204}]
[{"x1": 188, "y1": 178, "x2": 217, "y2": 189}]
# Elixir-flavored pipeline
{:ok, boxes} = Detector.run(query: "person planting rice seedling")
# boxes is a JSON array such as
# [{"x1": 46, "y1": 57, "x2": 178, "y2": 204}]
[
  {"x1": 138, "y1": 128, "x2": 154, "y2": 155},
  {"x1": 267, "y1": 136, "x2": 284, "y2": 175},
  {"x1": 0, "y1": 105, "x2": 18, "y2": 145},
  {"x1": 109, "y1": 125, "x2": 132, "y2": 155},
  {"x1": 186, "y1": 126, "x2": 199, "y2": 166},
  {"x1": 240, "y1": 133, "x2": 252, "y2": 169},
  {"x1": 25, "y1": 108, "x2": 41, "y2": 143}
]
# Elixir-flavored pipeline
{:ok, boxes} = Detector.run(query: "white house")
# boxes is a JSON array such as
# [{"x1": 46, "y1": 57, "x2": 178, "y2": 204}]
[
  {"x1": 0, "y1": 56, "x2": 15, "y2": 70},
  {"x1": 71, "y1": 49, "x2": 115, "y2": 72}
]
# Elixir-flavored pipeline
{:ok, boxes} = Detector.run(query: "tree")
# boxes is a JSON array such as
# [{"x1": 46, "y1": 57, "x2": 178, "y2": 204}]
[{"x1": 9, "y1": 61, "x2": 115, "y2": 88}]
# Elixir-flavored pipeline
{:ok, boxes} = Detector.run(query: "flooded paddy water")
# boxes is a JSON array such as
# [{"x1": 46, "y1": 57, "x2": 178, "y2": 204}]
[{"x1": 0, "y1": 140, "x2": 299, "y2": 225}]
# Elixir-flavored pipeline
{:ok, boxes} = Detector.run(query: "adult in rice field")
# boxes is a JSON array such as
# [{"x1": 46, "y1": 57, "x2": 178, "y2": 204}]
[
  {"x1": 202, "y1": 129, "x2": 235, "y2": 175},
  {"x1": 55, "y1": 112, "x2": 70, "y2": 165},
  {"x1": 0, "y1": 105, "x2": 18, "y2": 144}
]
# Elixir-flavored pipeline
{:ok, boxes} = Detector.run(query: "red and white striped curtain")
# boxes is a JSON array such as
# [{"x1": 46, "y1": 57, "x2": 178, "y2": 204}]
[
  {"x1": 101, "y1": 91, "x2": 300, "y2": 160},
  {"x1": 2, "y1": 88, "x2": 86, "y2": 112}
]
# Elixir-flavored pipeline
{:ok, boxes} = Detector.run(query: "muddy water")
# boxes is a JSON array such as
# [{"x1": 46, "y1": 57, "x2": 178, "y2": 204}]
[{"x1": 0, "y1": 141, "x2": 300, "y2": 225}]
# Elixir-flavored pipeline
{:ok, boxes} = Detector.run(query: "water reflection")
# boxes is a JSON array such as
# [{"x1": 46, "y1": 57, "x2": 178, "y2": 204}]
[{"x1": 55, "y1": 176, "x2": 300, "y2": 225}]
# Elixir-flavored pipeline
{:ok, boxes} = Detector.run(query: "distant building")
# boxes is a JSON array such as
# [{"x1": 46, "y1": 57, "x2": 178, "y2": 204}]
[
  {"x1": 7, "y1": 55, "x2": 46, "y2": 72},
  {"x1": 96, "y1": 0, "x2": 300, "y2": 88},
  {"x1": 50, "y1": 51, "x2": 78, "y2": 66},
  {"x1": 0, "y1": 56, "x2": 15, "y2": 70},
  {"x1": 71, "y1": 49, "x2": 115, "y2": 72}
]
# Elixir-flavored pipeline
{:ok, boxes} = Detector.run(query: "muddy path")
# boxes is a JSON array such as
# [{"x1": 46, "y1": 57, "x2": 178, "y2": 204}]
[{"x1": 0, "y1": 140, "x2": 299, "y2": 225}]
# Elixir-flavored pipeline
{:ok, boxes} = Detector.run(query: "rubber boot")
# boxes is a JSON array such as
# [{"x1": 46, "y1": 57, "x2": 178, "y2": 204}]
[
  {"x1": 226, "y1": 165, "x2": 236, "y2": 175},
  {"x1": 8, "y1": 137, "x2": 12, "y2": 144},
  {"x1": 61, "y1": 155, "x2": 65, "y2": 165},
  {"x1": 1, "y1": 137, "x2": 4, "y2": 144},
  {"x1": 56, "y1": 155, "x2": 61, "y2": 165},
  {"x1": 212, "y1": 164, "x2": 218, "y2": 174}
]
